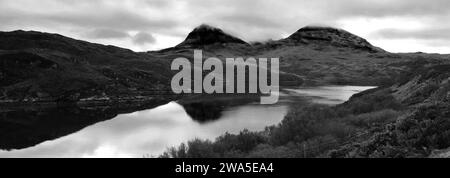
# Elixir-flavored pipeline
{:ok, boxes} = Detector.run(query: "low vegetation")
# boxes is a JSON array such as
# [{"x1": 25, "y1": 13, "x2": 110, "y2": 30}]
[
  {"x1": 161, "y1": 69, "x2": 450, "y2": 158},
  {"x1": 161, "y1": 87, "x2": 424, "y2": 158}
]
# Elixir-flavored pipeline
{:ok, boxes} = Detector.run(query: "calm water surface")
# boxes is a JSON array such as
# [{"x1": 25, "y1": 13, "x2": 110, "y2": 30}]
[{"x1": 0, "y1": 86, "x2": 375, "y2": 158}]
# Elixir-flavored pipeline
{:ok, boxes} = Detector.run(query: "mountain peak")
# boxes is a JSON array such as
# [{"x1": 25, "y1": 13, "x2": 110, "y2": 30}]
[
  {"x1": 286, "y1": 25, "x2": 383, "y2": 52},
  {"x1": 193, "y1": 24, "x2": 221, "y2": 31},
  {"x1": 175, "y1": 24, "x2": 248, "y2": 48}
]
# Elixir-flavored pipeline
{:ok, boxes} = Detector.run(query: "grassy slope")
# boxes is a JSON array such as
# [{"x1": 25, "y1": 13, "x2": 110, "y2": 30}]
[{"x1": 0, "y1": 30, "x2": 174, "y2": 103}]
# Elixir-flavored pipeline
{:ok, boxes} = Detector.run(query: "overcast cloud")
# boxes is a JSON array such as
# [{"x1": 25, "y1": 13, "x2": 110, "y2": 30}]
[{"x1": 0, "y1": 0, "x2": 449, "y2": 53}]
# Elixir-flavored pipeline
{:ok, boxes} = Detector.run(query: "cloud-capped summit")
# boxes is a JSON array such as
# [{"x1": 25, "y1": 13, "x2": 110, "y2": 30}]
[
  {"x1": 285, "y1": 26, "x2": 383, "y2": 52},
  {"x1": 175, "y1": 24, "x2": 249, "y2": 48}
]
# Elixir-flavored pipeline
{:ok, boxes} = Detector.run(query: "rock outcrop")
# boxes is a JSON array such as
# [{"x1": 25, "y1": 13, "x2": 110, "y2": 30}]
[{"x1": 284, "y1": 26, "x2": 384, "y2": 52}]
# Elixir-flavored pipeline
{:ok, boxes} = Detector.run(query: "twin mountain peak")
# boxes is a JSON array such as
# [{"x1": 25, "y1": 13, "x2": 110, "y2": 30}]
[
  {"x1": 175, "y1": 24, "x2": 382, "y2": 52},
  {"x1": 0, "y1": 23, "x2": 383, "y2": 52}
]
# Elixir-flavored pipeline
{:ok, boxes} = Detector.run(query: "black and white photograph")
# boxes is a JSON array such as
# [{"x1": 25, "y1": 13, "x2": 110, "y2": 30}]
[{"x1": 0, "y1": 0, "x2": 449, "y2": 167}]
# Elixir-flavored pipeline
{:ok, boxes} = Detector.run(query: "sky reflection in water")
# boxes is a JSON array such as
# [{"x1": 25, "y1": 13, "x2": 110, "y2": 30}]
[{"x1": 0, "y1": 86, "x2": 375, "y2": 158}]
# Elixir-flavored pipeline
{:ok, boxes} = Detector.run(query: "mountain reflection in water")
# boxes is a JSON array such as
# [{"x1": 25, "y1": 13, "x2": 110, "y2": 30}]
[{"x1": 0, "y1": 86, "x2": 375, "y2": 158}]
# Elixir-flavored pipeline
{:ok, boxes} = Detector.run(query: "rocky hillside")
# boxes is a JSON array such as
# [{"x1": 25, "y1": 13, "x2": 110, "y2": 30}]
[
  {"x1": 330, "y1": 64, "x2": 450, "y2": 158},
  {"x1": 1, "y1": 24, "x2": 448, "y2": 105},
  {"x1": 392, "y1": 64, "x2": 450, "y2": 105}
]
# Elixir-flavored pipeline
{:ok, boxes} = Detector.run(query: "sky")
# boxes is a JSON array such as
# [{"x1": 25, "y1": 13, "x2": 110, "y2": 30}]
[{"x1": 1, "y1": 0, "x2": 450, "y2": 53}]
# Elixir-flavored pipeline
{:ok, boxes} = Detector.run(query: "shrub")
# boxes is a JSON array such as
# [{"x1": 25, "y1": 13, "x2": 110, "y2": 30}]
[
  {"x1": 338, "y1": 88, "x2": 403, "y2": 115},
  {"x1": 247, "y1": 143, "x2": 301, "y2": 158},
  {"x1": 395, "y1": 103, "x2": 450, "y2": 150},
  {"x1": 269, "y1": 105, "x2": 339, "y2": 146},
  {"x1": 212, "y1": 129, "x2": 268, "y2": 156},
  {"x1": 344, "y1": 109, "x2": 400, "y2": 128}
]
